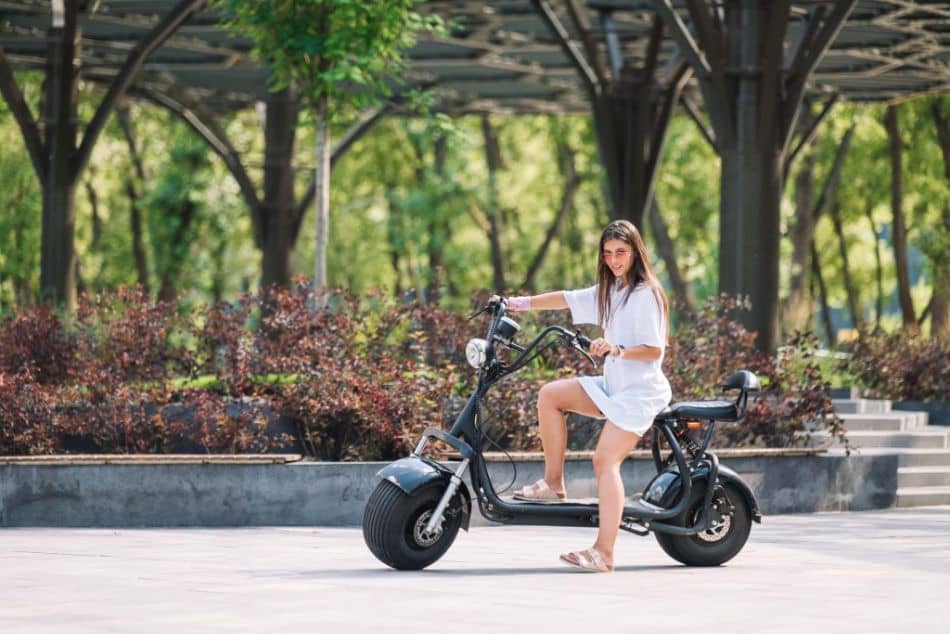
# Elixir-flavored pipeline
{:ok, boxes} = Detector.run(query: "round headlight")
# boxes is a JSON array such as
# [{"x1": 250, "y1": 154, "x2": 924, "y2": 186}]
[{"x1": 465, "y1": 338, "x2": 488, "y2": 368}]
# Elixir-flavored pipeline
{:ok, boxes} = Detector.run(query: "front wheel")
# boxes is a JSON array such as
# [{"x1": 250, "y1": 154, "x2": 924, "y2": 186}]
[
  {"x1": 654, "y1": 481, "x2": 752, "y2": 566},
  {"x1": 362, "y1": 480, "x2": 463, "y2": 570}
]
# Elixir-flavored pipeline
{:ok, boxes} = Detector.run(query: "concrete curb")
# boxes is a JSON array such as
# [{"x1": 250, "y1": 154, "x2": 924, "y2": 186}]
[{"x1": 0, "y1": 450, "x2": 896, "y2": 527}]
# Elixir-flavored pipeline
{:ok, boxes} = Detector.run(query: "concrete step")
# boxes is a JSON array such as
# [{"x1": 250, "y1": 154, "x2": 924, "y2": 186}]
[
  {"x1": 833, "y1": 398, "x2": 892, "y2": 414},
  {"x1": 898, "y1": 466, "x2": 950, "y2": 488},
  {"x1": 896, "y1": 450, "x2": 950, "y2": 468},
  {"x1": 838, "y1": 412, "x2": 929, "y2": 432},
  {"x1": 896, "y1": 486, "x2": 950, "y2": 508},
  {"x1": 825, "y1": 448, "x2": 950, "y2": 468},
  {"x1": 820, "y1": 429, "x2": 950, "y2": 449}
]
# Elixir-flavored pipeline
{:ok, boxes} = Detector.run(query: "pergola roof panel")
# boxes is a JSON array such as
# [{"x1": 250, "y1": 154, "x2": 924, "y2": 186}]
[{"x1": 0, "y1": 0, "x2": 947, "y2": 116}]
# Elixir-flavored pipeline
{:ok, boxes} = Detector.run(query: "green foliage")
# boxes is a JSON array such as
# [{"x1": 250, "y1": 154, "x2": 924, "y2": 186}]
[
  {"x1": 664, "y1": 295, "x2": 842, "y2": 448},
  {"x1": 144, "y1": 126, "x2": 212, "y2": 298},
  {"x1": 800, "y1": 99, "x2": 950, "y2": 335},
  {"x1": 0, "y1": 110, "x2": 41, "y2": 311},
  {"x1": 217, "y1": 0, "x2": 441, "y2": 115},
  {"x1": 655, "y1": 116, "x2": 721, "y2": 298},
  {"x1": 842, "y1": 329, "x2": 950, "y2": 401}
]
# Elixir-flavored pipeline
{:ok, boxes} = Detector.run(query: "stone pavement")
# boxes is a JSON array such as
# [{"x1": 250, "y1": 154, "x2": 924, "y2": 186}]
[{"x1": 2, "y1": 507, "x2": 949, "y2": 634}]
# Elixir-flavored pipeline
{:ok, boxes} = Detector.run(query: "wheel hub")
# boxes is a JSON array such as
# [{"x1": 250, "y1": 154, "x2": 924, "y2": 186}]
[
  {"x1": 696, "y1": 502, "x2": 732, "y2": 543},
  {"x1": 412, "y1": 510, "x2": 443, "y2": 547}
]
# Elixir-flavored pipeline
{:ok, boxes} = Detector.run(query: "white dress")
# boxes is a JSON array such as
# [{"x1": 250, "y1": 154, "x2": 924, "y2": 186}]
[{"x1": 564, "y1": 282, "x2": 672, "y2": 435}]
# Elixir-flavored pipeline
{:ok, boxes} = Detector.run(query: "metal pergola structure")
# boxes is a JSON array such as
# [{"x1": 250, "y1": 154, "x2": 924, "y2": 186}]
[{"x1": 1, "y1": 0, "x2": 949, "y2": 348}]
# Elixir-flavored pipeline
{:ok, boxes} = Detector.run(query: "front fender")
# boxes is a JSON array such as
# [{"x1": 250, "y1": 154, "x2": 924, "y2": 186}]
[{"x1": 376, "y1": 456, "x2": 472, "y2": 531}]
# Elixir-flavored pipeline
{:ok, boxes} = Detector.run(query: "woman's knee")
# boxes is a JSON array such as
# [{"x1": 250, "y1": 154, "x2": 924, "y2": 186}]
[
  {"x1": 592, "y1": 450, "x2": 613, "y2": 478},
  {"x1": 538, "y1": 379, "x2": 573, "y2": 410}
]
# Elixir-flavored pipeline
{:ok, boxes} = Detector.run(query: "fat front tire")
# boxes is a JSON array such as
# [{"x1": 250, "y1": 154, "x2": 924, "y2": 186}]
[
  {"x1": 362, "y1": 479, "x2": 463, "y2": 570},
  {"x1": 654, "y1": 482, "x2": 752, "y2": 567}
]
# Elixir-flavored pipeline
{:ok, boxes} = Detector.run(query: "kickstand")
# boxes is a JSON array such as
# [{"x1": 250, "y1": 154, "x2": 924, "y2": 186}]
[{"x1": 620, "y1": 519, "x2": 650, "y2": 536}]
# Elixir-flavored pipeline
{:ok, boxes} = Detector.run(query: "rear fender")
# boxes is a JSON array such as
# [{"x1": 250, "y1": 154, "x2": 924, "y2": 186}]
[
  {"x1": 376, "y1": 456, "x2": 472, "y2": 531},
  {"x1": 643, "y1": 463, "x2": 762, "y2": 523}
]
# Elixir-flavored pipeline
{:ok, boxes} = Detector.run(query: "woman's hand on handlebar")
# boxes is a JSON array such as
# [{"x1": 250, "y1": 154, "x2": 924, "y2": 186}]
[
  {"x1": 589, "y1": 337, "x2": 616, "y2": 358},
  {"x1": 489, "y1": 294, "x2": 530, "y2": 312}
]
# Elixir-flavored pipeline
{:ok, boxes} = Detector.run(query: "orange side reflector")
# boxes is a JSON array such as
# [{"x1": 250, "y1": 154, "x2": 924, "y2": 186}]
[{"x1": 686, "y1": 421, "x2": 703, "y2": 430}]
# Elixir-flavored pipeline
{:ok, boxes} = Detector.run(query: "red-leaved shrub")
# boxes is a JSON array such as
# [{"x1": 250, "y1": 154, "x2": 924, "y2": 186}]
[{"x1": 0, "y1": 287, "x2": 842, "y2": 457}]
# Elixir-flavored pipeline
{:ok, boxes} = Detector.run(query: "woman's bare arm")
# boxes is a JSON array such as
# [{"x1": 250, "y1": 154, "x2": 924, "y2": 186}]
[{"x1": 524, "y1": 291, "x2": 568, "y2": 310}]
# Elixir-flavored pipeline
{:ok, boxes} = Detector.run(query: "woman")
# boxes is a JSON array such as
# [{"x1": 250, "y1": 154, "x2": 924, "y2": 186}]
[{"x1": 504, "y1": 219, "x2": 671, "y2": 572}]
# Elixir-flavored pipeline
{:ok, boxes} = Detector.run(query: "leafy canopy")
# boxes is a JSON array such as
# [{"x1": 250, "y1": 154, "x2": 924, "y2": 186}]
[{"x1": 217, "y1": 0, "x2": 441, "y2": 112}]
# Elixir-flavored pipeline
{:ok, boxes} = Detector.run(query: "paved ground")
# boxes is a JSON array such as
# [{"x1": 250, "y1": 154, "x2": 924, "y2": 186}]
[{"x1": 2, "y1": 507, "x2": 949, "y2": 633}]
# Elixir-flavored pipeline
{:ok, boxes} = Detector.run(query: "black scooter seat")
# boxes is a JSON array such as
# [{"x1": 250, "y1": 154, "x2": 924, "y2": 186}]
[{"x1": 656, "y1": 399, "x2": 740, "y2": 422}]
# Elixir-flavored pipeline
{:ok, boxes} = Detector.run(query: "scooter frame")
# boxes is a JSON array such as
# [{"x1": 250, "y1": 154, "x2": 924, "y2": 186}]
[{"x1": 375, "y1": 300, "x2": 762, "y2": 541}]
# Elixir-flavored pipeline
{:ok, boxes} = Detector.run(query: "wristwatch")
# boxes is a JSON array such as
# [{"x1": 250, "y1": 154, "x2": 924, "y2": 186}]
[{"x1": 614, "y1": 344, "x2": 625, "y2": 358}]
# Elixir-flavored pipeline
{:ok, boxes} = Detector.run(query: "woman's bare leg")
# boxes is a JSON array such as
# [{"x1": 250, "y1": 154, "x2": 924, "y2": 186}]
[
  {"x1": 589, "y1": 421, "x2": 641, "y2": 568},
  {"x1": 535, "y1": 378, "x2": 603, "y2": 494}
]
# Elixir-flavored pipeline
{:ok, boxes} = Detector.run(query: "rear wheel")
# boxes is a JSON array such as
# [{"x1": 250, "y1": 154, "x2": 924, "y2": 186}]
[
  {"x1": 654, "y1": 482, "x2": 752, "y2": 566},
  {"x1": 362, "y1": 480, "x2": 463, "y2": 570}
]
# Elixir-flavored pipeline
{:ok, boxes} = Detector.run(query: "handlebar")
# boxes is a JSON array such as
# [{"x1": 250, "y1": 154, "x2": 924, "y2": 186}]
[{"x1": 477, "y1": 298, "x2": 597, "y2": 371}]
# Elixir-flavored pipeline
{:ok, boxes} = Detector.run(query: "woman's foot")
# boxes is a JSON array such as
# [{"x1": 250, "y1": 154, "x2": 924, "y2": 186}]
[
  {"x1": 559, "y1": 547, "x2": 613, "y2": 572},
  {"x1": 512, "y1": 478, "x2": 566, "y2": 501}
]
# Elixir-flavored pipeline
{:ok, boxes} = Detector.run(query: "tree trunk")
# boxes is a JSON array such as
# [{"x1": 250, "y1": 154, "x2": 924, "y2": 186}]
[
  {"x1": 864, "y1": 205, "x2": 883, "y2": 329},
  {"x1": 884, "y1": 105, "x2": 917, "y2": 331},
  {"x1": 932, "y1": 99, "x2": 950, "y2": 181},
  {"x1": 522, "y1": 139, "x2": 581, "y2": 293},
  {"x1": 313, "y1": 95, "x2": 331, "y2": 295},
  {"x1": 260, "y1": 87, "x2": 299, "y2": 290},
  {"x1": 785, "y1": 151, "x2": 816, "y2": 333},
  {"x1": 648, "y1": 199, "x2": 693, "y2": 313},
  {"x1": 125, "y1": 180, "x2": 150, "y2": 292},
  {"x1": 117, "y1": 107, "x2": 151, "y2": 293},
  {"x1": 829, "y1": 202, "x2": 862, "y2": 330},
  {"x1": 929, "y1": 101, "x2": 950, "y2": 337},
  {"x1": 157, "y1": 200, "x2": 196, "y2": 303},
  {"x1": 85, "y1": 181, "x2": 102, "y2": 250},
  {"x1": 930, "y1": 205, "x2": 950, "y2": 338},
  {"x1": 425, "y1": 135, "x2": 449, "y2": 304},
  {"x1": 786, "y1": 126, "x2": 855, "y2": 335},
  {"x1": 811, "y1": 241, "x2": 834, "y2": 347},
  {"x1": 480, "y1": 114, "x2": 507, "y2": 292}
]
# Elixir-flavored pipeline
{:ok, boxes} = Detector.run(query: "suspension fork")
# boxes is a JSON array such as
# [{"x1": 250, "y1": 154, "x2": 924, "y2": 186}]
[
  {"x1": 423, "y1": 457, "x2": 471, "y2": 536},
  {"x1": 412, "y1": 427, "x2": 475, "y2": 537}
]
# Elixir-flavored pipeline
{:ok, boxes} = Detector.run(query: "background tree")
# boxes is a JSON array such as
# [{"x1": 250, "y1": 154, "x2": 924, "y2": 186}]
[{"x1": 218, "y1": 0, "x2": 440, "y2": 294}]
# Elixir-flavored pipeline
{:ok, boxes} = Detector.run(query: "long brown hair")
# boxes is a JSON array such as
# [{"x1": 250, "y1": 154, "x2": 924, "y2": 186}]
[{"x1": 596, "y1": 220, "x2": 669, "y2": 333}]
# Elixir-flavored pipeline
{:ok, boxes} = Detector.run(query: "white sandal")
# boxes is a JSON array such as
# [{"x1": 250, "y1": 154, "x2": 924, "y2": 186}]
[
  {"x1": 559, "y1": 548, "x2": 613, "y2": 573},
  {"x1": 512, "y1": 479, "x2": 566, "y2": 501}
]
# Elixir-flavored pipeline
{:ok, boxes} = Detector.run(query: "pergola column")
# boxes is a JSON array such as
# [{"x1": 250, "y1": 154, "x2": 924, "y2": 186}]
[
  {"x1": 40, "y1": 2, "x2": 80, "y2": 307},
  {"x1": 260, "y1": 86, "x2": 299, "y2": 290},
  {"x1": 533, "y1": 0, "x2": 688, "y2": 228},
  {"x1": 593, "y1": 64, "x2": 687, "y2": 225},
  {"x1": 651, "y1": 0, "x2": 857, "y2": 351},
  {"x1": 0, "y1": 0, "x2": 207, "y2": 308}
]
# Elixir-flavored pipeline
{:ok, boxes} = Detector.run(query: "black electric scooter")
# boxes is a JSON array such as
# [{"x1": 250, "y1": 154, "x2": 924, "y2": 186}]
[{"x1": 362, "y1": 298, "x2": 762, "y2": 570}]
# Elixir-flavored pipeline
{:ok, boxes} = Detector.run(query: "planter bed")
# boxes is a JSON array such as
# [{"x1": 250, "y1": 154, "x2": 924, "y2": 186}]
[{"x1": 0, "y1": 449, "x2": 896, "y2": 528}]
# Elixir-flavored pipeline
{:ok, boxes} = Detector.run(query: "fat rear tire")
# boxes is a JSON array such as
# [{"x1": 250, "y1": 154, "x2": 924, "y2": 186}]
[
  {"x1": 362, "y1": 479, "x2": 463, "y2": 570},
  {"x1": 654, "y1": 482, "x2": 752, "y2": 566}
]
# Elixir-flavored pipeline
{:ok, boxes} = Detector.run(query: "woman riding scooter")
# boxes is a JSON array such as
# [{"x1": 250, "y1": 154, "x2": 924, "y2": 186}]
[{"x1": 500, "y1": 219, "x2": 671, "y2": 572}]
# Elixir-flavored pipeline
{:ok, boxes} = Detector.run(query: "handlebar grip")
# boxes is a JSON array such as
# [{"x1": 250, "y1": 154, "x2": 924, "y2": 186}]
[{"x1": 575, "y1": 333, "x2": 591, "y2": 351}]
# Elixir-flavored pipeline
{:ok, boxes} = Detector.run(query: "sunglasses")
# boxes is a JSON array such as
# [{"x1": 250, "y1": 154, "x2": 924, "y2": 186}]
[{"x1": 601, "y1": 249, "x2": 633, "y2": 260}]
